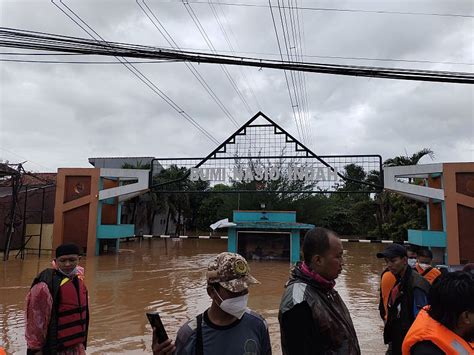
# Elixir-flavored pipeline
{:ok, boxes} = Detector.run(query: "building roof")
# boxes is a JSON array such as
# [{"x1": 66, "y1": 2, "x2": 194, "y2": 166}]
[
  {"x1": 0, "y1": 172, "x2": 56, "y2": 197},
  {"x1": 88, "y1": 157, "x2": 163, "y2": 174},
  {"x1": 22, "y1": 173, "x2": 56, "y2": 186},
  {"x1": 0, "y1": 163, "x2": 19, "y2": 177}
]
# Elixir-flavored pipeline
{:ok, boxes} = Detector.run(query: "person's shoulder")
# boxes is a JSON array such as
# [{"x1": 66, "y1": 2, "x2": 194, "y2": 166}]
[
  {"x1": 245, "y1": 310, "x2": 267, "y2": 323},
  {"x1": 176, "y1": 316, "x2": 198, "y2": 341},
  {"x1": 411, "y1": 270, "x2": 430, "y2": 292},
  {"x1": 32, "y1": 268, "x2": 56, "y2": 287},
  {"x1": 243, "y1": 310, "x2": 269, "y2": 331},
  {"x1": 280, "y1": 279, "x2": 309, "y2": 314},
  {"x1": 381, "y1": 270, "x2": 396, "y2": 282}
]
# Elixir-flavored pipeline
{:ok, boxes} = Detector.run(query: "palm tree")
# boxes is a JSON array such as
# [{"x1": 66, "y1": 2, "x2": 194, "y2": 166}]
[
  {"x1": 383, "y1": 148, "x2": 434, "y2": 167},
  {"x1": 371, "y1": 148, "x2": 434, "y2": 240}
]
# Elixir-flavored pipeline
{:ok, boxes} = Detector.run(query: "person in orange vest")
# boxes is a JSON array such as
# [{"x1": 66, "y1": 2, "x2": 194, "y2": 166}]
[
  {"x1": 379, "y1": 244, "x2": 418, "y2": 322},
  {"x1": 25, "y1": 243, "x2": 89, "y2": 355},
  {"x1": 379, "y1": 269, "x2": 396, "y2": 322},
  {"x1": 402, "y1": 271, "x2": 474, "y2": 354},
  {"x1": 376, "y1": 243, "x2": 430, "y2": 355},
  {"x1": 415, "y1": 248, "x2": 441, "y2": 285}
]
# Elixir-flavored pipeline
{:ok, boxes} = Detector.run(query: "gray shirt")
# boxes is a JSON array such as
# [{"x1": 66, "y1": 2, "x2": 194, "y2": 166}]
[{"x1": 175, "y1": 309, "x2": 272, "y2": 355}]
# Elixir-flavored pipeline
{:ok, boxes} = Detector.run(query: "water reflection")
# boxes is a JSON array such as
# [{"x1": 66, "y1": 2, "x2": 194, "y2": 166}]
[{"x1": 1, "y1": 239, "x2": 387, "y2": 354}]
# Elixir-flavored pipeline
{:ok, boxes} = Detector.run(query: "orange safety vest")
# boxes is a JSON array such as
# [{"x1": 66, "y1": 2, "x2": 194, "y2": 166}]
[
  {"x1": 402, "y1": 308, "x2": 474, "y2": 355},
  {"x1": 415, "y1": 264, "x2": 441, "y2": 284},
  {"x1": 0, "y1": 347, "x2": 6, "y2": 355},
  {"x1": 380, "y1": 270, "x2": 397, "y2": 320}
]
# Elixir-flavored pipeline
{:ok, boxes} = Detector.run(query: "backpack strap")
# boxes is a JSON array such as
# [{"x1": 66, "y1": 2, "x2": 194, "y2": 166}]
[{"x1": 195, "y1": 313, "x2": 204, "y2": 355}]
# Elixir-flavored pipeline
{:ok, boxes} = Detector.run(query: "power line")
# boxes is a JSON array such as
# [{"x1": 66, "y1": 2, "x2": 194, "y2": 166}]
[
  {"x1": 0, "y1": 58, "x2": 179, "y2": 64},
  {"x1": 154, "y1": 1, "x2": 474, "y2": 19},
  {"x1": 182, "y1": 1, "x2": 254, "y2": 115},
  {"x1": 1, "y1": 27, "x2": 473, "y2": 84},
  {"x1": 282, "y1": 0, "x2": 310, "y2": 143},
  {"x1": 208, "y1": 0, "x2": 262, "y2": 111},
  {"x1": 293, "y1": 0, "x2": 314, "y2": 144},
  {"x1": 2, "y1": 50, "x2": 471, "y2": 67},
  {"x1": 50, "y1": 0, "x2": 220, "y2": 145},
  {"x1": 137, "y1": 0, "x2": 239, "y2": 127},
  {"x1": 0, "y1": 148, "x2": 55, "y2": 172},
  {"x1": 268, "y1": 0, "x2": 303, "y2": 142}
]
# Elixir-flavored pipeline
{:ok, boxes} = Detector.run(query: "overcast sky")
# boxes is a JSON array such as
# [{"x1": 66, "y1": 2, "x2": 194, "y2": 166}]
[{"x1": 0, "y1": 0, "x2": 473, "y2": 172}]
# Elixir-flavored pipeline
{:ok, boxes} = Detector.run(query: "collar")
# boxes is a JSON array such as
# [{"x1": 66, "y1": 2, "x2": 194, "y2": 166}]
[{"x1": 300, "y1": 262, "x2": 336, "y2": 290}]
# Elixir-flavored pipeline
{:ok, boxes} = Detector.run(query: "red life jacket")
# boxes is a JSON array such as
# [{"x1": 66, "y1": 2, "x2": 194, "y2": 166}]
[
  {"x1": 56, "y1": 276, "x2": 88, "y2": 349},
  {"x1": 31, "y1": 269, "x2": 89, "y2": 354}
]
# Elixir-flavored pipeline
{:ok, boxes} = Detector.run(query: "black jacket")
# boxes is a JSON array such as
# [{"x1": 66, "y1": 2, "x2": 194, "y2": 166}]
[
  {"x1": 278, "y1": 265, "x2": 360, "y2": 355},
  {"x1": 384, "y1": 267, "x2": 430, "y2": 355}
]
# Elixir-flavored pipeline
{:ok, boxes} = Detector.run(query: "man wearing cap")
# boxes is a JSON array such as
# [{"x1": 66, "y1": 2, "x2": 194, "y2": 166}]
[
  {"x1": 376, "y1": 243, "x2": 430, "y2": 355},
  {"x1": 153, "y1": 252, "x2": 271, "y2": 355},
  {"x1": 25, "y1": 243, "x2": 89, "y2": 355}
]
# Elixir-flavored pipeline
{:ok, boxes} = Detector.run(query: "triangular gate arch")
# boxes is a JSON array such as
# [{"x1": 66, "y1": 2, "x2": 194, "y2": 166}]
[{"x1": 151, "y1": 112, "x2": 382, "y2": 193}]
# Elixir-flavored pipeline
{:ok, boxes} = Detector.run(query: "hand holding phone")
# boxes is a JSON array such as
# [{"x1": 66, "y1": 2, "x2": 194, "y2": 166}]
[
  {"x1": 147, "y1": 312, "x2": 169, "y2": 343},
  {"x1": 148, "y1": 312, "x2": 175, "y2": 355}
]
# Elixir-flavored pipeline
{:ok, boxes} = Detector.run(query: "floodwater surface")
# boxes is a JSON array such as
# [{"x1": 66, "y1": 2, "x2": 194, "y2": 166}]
[{"x1": 1, "y1": 239, "x2": 387, "y2": 354}]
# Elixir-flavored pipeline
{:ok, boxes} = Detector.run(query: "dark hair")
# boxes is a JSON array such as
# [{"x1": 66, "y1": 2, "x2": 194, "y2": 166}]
[
  {"x1": 462, "y1": 263, "x2": 474, "y2": 273},
  {"x1": 405, "y1": 244, "x2": 418, "y2": 254},
  {"x1": 428, "y1": 271, "x2": 474, "y2": 330},
  {"x1": 303, "y1": 227, "x2": 337, "y2": 265},
  {"x1": 417, "y1": 248, "x2": 433, "y2": 259}
]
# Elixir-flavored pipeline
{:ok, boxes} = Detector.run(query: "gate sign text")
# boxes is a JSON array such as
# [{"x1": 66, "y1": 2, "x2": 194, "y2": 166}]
[{"x1": 189, "y1": 166, "x2": 339, "y2": 182}]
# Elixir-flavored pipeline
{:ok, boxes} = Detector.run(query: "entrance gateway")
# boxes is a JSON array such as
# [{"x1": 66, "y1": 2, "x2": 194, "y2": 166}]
[{"x1": 151, "y1": 112, "x2": 383, "y2": 263}]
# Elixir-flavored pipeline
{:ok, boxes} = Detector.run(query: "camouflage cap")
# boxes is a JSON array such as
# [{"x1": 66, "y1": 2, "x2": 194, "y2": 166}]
[{"x1": 207, "y1": 252, "x2": 260, "y2": 293}]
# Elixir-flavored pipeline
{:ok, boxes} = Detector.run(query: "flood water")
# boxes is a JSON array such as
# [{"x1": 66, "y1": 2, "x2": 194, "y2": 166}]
[{"x1": 1, "y1": 239, "x2": 387, "y2": 354}]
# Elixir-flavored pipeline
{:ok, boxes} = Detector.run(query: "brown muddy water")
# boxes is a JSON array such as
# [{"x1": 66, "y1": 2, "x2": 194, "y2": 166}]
[{"x1": 1, "y1": 239, "x2": 387, "y2": 354}]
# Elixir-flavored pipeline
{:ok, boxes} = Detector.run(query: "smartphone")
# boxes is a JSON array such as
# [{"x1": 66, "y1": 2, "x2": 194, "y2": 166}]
[{"x1": 146, "y1": 311, "x2": 169, "y2": 343}]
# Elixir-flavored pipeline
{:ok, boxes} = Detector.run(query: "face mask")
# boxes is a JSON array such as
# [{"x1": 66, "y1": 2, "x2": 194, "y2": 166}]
[
  {"x1": 58, "y1": 266, "x2": 77, "y2": 278},
  {"x1": 215, "y1": 289, "x2": 249, "y2": 319},
  {"x1": 408, "y1": 258, "x2": 417, "y2": 268},
  {"x1": 418, "y1": 263, "x2": 431, "y2": 270}
]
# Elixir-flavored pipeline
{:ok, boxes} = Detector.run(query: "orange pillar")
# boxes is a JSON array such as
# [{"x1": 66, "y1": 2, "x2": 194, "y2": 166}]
[
  {"x1": 52, "y1": 168, "x2": 100, "y2": 257},
  {"x1": 443, "y1": 163, "x2": 474, "y2": 264}
]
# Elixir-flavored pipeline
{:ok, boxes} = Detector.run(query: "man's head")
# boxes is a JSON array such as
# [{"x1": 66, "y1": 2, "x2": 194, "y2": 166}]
[
  {"x1": 303, "y1": 227, "x2": 343, "y2": 281},
  {"x1": 55, "y1": 243, "x2": 80, "y2": 275},
  {"x1": 405, "y1": 245, "x2": 418, "y2": 268},
  {"x1": 417, "y1": 248, "x2": 433, "y2": 266},
  {"x1": 428, "y1": 271, "x2": 474, "y2": 341},
  {"x1": 206, "y1": 252, "x2": 259, "y2": 309},
  {"x1": 376, "y1": 244, "x2": 408, "y2": 276}
]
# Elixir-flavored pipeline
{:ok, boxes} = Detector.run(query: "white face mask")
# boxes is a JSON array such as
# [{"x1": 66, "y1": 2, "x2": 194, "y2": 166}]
[
  {"x1": 215, "y1": 289, "x2": 249, "y2": 319},
  {"x1": 418, "y1": 263, "x2": 431, "y2": 270},
  {"x1": 408, "y1": 258, "x2": 417, "y2": 269},
  {"x1": 58, "y1": 266, "x2": 77, "y2": 278}
]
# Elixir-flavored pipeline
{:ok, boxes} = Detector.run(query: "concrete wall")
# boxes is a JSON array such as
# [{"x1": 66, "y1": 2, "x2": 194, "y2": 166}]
[{"x1": 24, "y1": 223, "x2": 54, "y2": 251}]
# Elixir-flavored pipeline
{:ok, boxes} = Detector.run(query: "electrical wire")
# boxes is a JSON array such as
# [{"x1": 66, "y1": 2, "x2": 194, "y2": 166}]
[
  {"x1": 208, "y1": 0, "x2": 262, "y2": 111},
  {"x1": 50, "y1": 0, "x2": 220, "y2": 145},
  {"x1": 152, "y1": 1, "x2": 474, "y2": 18},
  {"x1": 1, "y1": 27, "x2": 473, "y2": 84},
  {"x1": 269, "y1": 0, "x2": 304, "y2": 142},
  {"x1": 137, "y1": 0, "x2": 239, "y2": 127},
  {"x1": 0, "y1": 58, "x2": 179, "y2": 64},
  {"x1": 182, "y1": 1, "x2": 254, "y2": 114}
]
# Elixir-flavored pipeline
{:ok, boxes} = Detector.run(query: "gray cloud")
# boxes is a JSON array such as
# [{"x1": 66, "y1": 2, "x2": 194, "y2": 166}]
[{"x1": 0, "y1": 0, "x2": 473, "y2": 172}]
